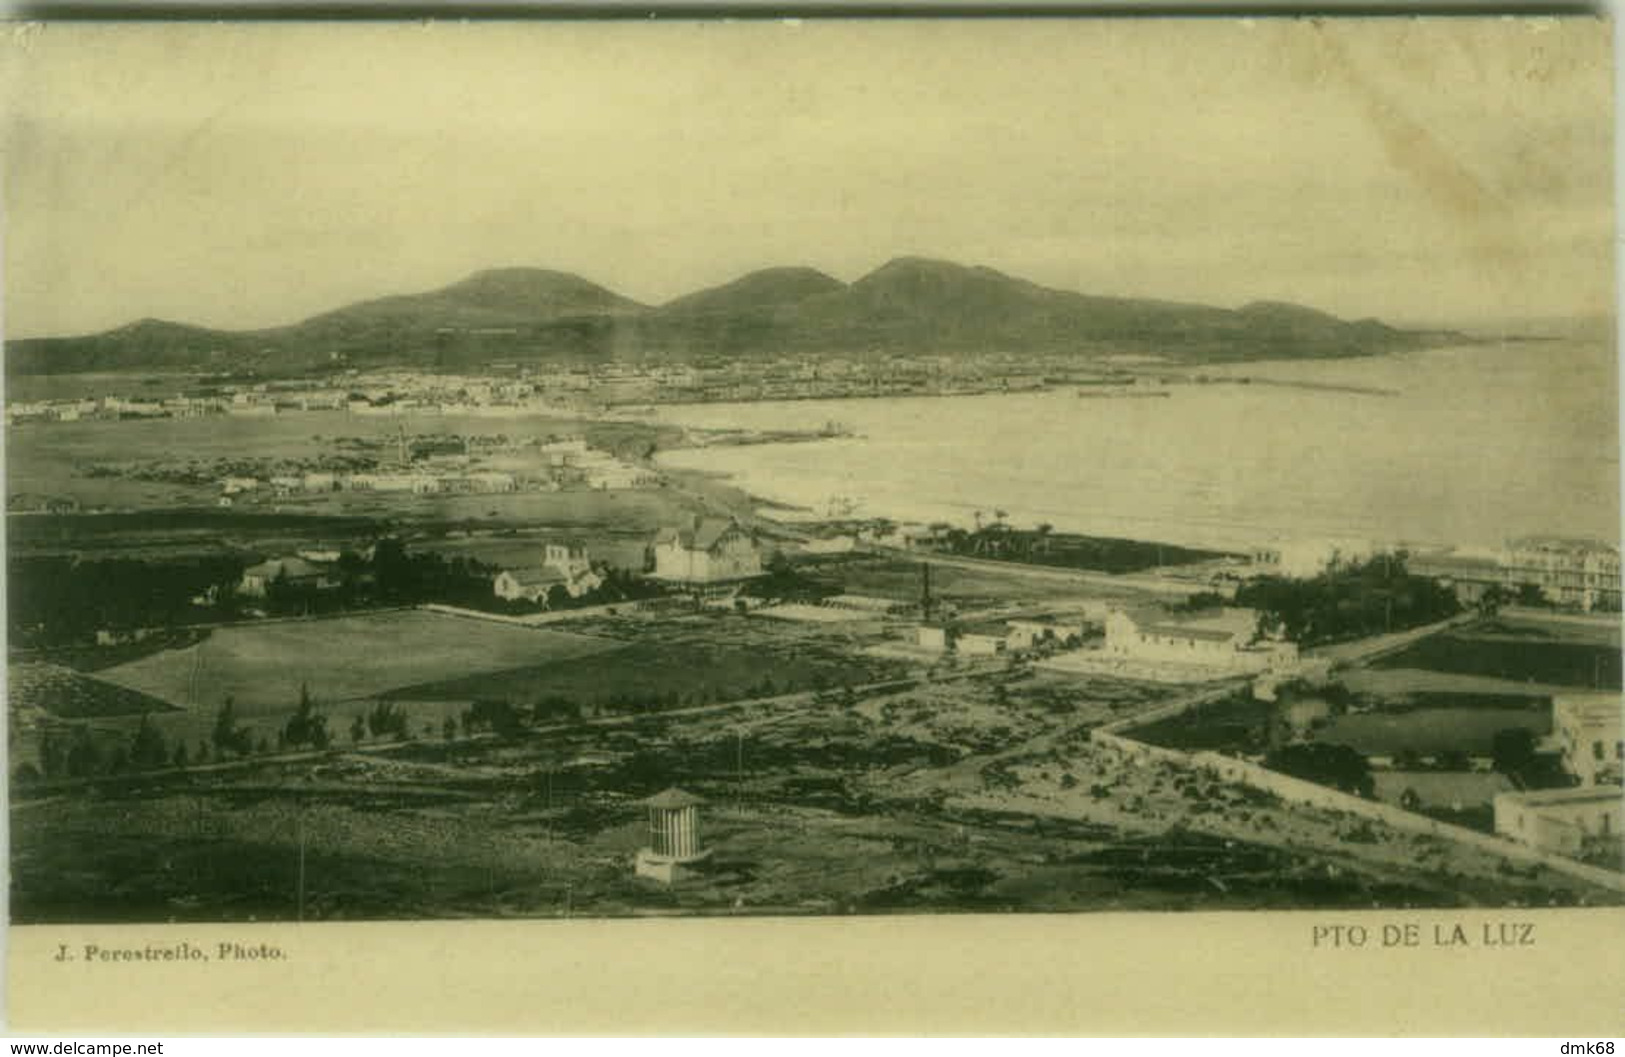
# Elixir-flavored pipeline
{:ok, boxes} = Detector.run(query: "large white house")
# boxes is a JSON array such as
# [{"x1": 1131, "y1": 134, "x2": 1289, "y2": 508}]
[
  {"x1": 1499, "y1": 536, "x2": 1622, "y2": 612},
  {"x1": 1103, "y1": 606, "x2": 1298, "y2": 675},
  {"x1": 649, "y1": 518, "x2": 763, "y2": 587},
  {"x1": 238, "y1": 556, "x2": 341, "y2": 597}
]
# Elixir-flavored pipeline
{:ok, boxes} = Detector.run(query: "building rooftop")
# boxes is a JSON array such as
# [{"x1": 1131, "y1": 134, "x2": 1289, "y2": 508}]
[
  {"x1": 1127, "y1": 606, "x2": 1259, "y2": 643},
  {"x1": 1554, "y1": 694, "x2": 1623, "y2": 724},
  {"x1": 244, "y1": 556, "x2": 329, "y2": 580},
  {"x1": 1495, "y1": 786, "x2": 1623, "y2": 808},
  {"x1": 500, "y1": 566, "x2": 568, "y2": 587},
  {"x1": 1505, "y1": 536, "x2": 1620, "y2": 556},
  {"x1": 644, "y1": 787, "x2": 706, "y2": 809},
  {"x1": 657, "y1": 518, "x2": 747, "y2": 553}
]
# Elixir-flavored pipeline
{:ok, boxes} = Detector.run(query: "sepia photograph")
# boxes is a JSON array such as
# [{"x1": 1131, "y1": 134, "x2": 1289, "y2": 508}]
[{"x1": 2, "y1": 13, "x2": 1621, "y2": 954}]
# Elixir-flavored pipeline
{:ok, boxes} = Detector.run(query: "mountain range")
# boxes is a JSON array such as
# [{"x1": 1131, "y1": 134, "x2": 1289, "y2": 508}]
[{"x1": 4, "y1": 257, "x2": 1464, "y2": 377}]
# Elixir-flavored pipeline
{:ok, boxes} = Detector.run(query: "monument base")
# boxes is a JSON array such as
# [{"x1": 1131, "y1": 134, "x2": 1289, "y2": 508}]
[{"x1": 634, "y1": 847, "x2": 712, "y2": 884}]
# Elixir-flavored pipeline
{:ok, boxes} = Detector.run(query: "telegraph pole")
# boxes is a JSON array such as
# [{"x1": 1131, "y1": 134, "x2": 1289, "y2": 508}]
[{"x1": 296, "y1": 812, "x2": 306, "y2": 922}]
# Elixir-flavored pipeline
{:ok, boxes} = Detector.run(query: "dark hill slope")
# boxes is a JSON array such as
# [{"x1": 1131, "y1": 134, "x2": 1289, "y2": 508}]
[{"x1": 6, "y1": 259, "x2": 1461, "y2": 375}]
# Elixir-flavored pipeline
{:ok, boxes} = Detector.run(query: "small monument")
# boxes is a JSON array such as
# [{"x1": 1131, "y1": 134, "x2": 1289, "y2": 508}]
[{"x1": 634, "y1": 787, "x2": 711, "y2": 884}]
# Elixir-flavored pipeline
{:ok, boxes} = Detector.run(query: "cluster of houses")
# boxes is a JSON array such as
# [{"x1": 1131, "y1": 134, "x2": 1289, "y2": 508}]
[
  {"x1": 1492, "y1": 692, "x2": 1623, "y2": 858},
  {"x1": 908, "y1": 601, "x2": 1300, "y2": 680},
  {"x1": 236, "y1": 543, "x2": 377, "y2": 599},
  {"x1": 484, "y1": 517, "x2": 771, "y2": 608},
  {"x1": 216, "y1": 437, "x2": 658, "y2": 506},
  {"x1": 493, "y1": 541, "x2": 604, "y2": 603},
  {"x1": 8, "y1": 352, "x2": 1057, "y2": 433}
]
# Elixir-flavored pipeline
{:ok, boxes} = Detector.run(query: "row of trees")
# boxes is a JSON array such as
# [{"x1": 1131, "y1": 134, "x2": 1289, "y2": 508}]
[
  {"x1": 21, "y1": 712, "x2": 275, "y2": 784},
  {"x1": 9, "y1": 555, "x2": 249, "y2": 647},
  {"x1": 1236, "y1": 553, "x2": 1462, "y2": 646},
  {"x1": 8, "y1": 539, "x2": 509, "y2": 647}
]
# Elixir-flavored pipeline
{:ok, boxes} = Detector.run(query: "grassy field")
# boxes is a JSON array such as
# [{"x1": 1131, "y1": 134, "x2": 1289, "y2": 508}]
[
  {"x1": 1315, "y1": 702, "x2": 1550, "y2": 756},
  {"x1": 383, "y1": 611, "x2": 908, "y2": 711},
  {"x1": 805, "y1": 555, "x2": 1147, "y2": 608},
  {"x1": 96, "y1": 610, "x2": 623, "y2": 715},
  {"x1": 1129, "y1": 688, "x2": 1552, "y2": 757},
  {"x1": 1372, "y1": 621, "x2": 1622, "y2": 690}
]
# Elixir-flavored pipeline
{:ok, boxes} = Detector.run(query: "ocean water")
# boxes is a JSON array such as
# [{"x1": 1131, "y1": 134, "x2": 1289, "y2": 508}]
[{"x1": 653, "y1": 340, "x2": 1621, "y2": 553}]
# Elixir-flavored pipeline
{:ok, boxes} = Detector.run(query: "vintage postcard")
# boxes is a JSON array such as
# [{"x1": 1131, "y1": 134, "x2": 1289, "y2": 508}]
[{"x1": 2, "y1": 16, "x2": 1621, "y2": 1034}]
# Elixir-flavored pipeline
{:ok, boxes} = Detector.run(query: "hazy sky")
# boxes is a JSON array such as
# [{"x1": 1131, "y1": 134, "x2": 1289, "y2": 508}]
[{"x1": 1, "y1": 17, "x2": 1614, "y2": 338}]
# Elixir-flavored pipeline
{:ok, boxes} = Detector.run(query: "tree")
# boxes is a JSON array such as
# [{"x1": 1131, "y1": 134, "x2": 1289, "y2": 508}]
[
  {"x1": 38, "y1": 729, "x2": 66, "y2": 780},
  {"x1": 1477, "y1": 584, "x2": 1512, "y2": 618},
  {"x1": 368, "y1": 700, "x2": 409, "y2": 739},
  {"x1": 466, "y1": 698, "x2": 524, "y2": 739},
  {"x1": 65, "y1": 726, "x2": 102, "y2": 778},
  {"x1": 1263, "y1": 743, "x2": 1374, "y2": 797},
  {"x1": 283, "y1": 683, "x2": 330, "y2": 750},
  {"x1": 129, "y1": 713, "x2": 169, "y2": 771},
  {"x1": 213, "y1": 696, "x2": 251, "y2": 757},
  {"x1": 1491, "y1": 727, "x2": 1538, "y2": 778},
  {"x1": 1434, "y1": 749, "x2": 1471, "y2": 772}
]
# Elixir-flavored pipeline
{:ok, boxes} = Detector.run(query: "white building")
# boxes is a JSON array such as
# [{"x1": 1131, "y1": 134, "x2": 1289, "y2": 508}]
[
  {"x1": 1553, "y1": 693, "x2": 1624, "y2": 787},
  {"x1": 544, "y1": 540, "x2": 602, "y2": 597},
  {"x1": 493, "y1": 566, "x2": 569, "y2": 603},
  {"x1": 1494, "y1": 786, "x2": 1622, "y2": 856},
  {"x1": 1103, "y1": 606, "x2": 1297, "y2": 675},
  {"x1": 1251, "y1": 538, "x2": 1375, "y2": 580},
  {"x1": 649, "y1": 519, "x2": 763, "y2": 587},
  {"x1": 1499, "y1": 537, "x2": 1622, "y2": 612},
  {"x1": 957, "y1": 631, "x2": 1007, "y2": 657}
]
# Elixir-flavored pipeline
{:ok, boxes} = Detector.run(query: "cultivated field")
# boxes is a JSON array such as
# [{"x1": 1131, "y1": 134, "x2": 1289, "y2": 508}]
[
  {"x1": 385, "y1": 610, "x2": 910, "y2": 711},
  {"x1": 8, "y1": 661, "x2": 178, "y2": 719},
  {"x1": 14, "y1": 660, "x2": 1617, "y2": 924},
  {"x1": 1371, "y1": 617, "x2": 1622, "y2": 690},
  {"x1": 97, "y1": 609, "x2": 623, "y2": 715}
]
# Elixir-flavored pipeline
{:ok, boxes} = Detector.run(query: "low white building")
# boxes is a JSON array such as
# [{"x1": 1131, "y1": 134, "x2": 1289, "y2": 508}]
[
  {"x1": 1103, "y1": 606, "x2": 1297, "y2": 675},
  {"x1": 1251, "y1": 538, "x2": 1375, "y2": 580},
  {"x1": 493, "y1": 566, "x2": 569, "y2": 603},
  {"x1": 1553, "y1": 693, "x2": 1623, "y2": 787},
  {"x1": 1494, "y1": 786, "x2": 1622, "y2": 856},
  {"x1": 957, "y1": 631, "x2": 1007, "y2": 657}
]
